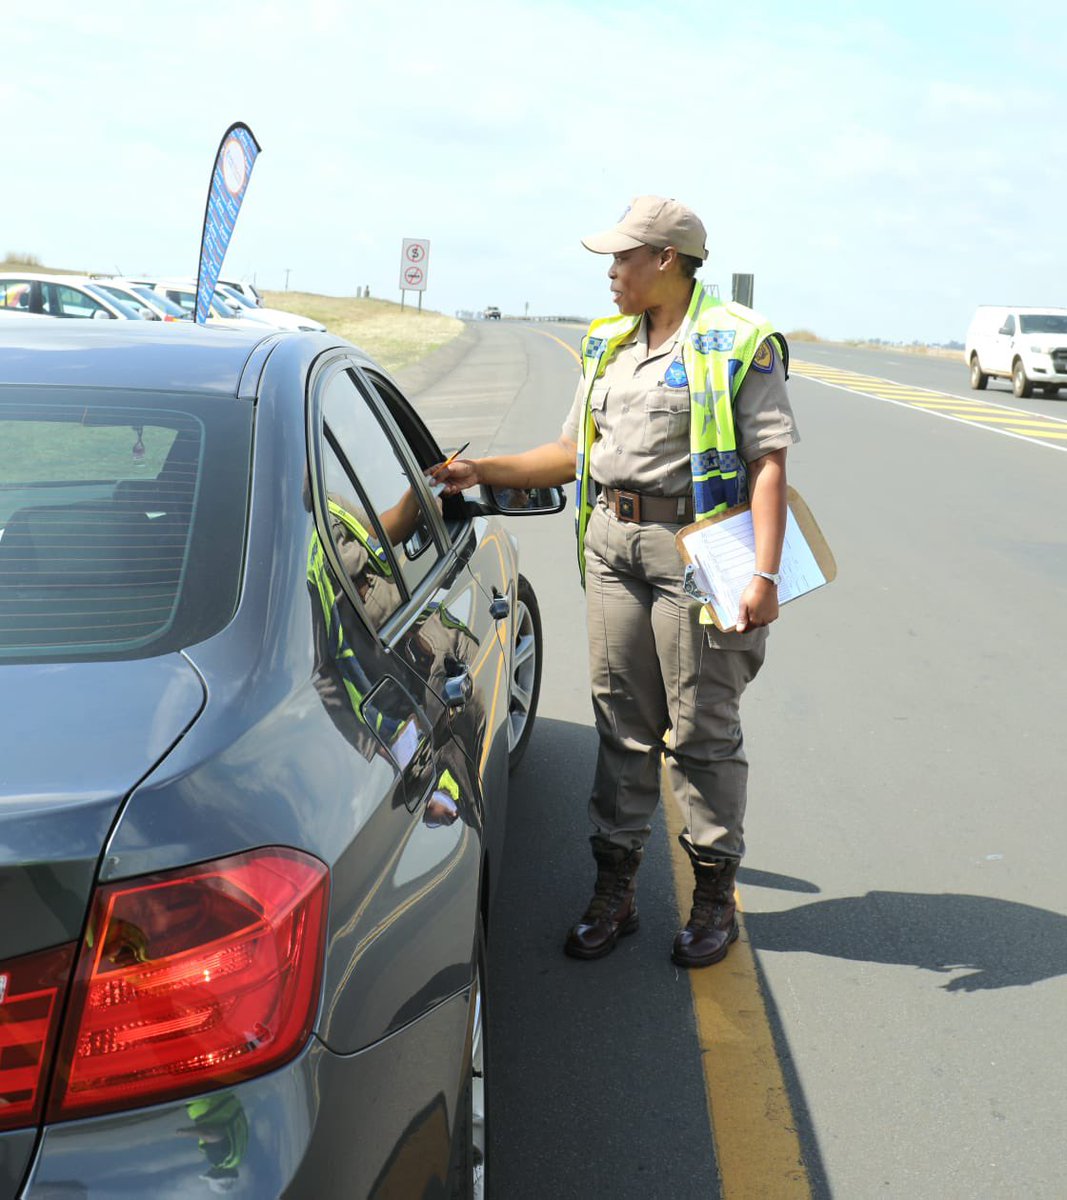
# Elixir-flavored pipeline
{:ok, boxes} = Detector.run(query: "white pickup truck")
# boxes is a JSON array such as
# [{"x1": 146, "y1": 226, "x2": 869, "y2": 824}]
[{"x1": 965, "y1": 305, "x2": 1067, "y2": 397}]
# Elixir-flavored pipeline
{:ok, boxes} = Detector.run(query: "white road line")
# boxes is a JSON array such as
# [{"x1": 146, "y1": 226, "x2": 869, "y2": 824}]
[{"x1": 794, "y1": 374, "x2": 1067, "y2": 455}]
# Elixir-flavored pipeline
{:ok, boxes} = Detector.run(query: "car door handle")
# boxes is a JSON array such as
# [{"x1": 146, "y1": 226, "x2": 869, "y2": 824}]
[
  {"x1": 442, "y1": 668, "x2": 473, "y2": 711},
  {"x1": 489, "y1": 593, "x2": 510, "y2": 620}
]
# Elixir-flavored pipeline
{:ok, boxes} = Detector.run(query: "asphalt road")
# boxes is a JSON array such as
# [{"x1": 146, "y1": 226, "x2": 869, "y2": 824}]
[{"x1": 400, "y1": 327, "x2": 1067, "y2": 1199}]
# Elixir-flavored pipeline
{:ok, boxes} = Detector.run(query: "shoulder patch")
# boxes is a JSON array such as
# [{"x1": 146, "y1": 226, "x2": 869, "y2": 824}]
[
  {"x1": 584, "y1": 336, "x2": 606, "y2": 359},
  {"x1": 751, "y1": 339, "x2": 775, "y2": 373}
]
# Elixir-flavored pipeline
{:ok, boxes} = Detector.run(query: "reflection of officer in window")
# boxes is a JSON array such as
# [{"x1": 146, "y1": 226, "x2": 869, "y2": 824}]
[{"x1": 179, "y1": 1092, "x2": 248, "y2": 1194}]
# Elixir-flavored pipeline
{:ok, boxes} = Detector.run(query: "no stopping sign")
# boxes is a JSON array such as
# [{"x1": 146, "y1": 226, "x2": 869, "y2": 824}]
[{"x1": 399, "y1": 239, "x2": 430, "y2": 291}]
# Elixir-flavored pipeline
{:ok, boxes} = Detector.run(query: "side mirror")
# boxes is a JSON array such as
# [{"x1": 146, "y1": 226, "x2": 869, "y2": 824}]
[
  {"x1": 479, "y1": 484, "x2": 566, "y2": 515},
  {"x1": 91, "y1": 310, "x2": 114, "y2": 320}
]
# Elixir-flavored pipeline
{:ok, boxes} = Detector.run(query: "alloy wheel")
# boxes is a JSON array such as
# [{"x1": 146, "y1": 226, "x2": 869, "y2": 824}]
[{"x1": 507, "y1": 598, "x2": 537, "y2": 753}]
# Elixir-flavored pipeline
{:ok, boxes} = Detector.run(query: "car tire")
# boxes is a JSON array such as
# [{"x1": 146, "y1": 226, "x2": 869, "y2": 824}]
[
  {"x1": 1012, "y1": 359, "x2": 1033, "y2": 398},
  {"x1": 969, "y1": 355, "x2": 988, "y2": 390},
  {"x1": 449, "y1": 920, "x2": 488, "y2": 1200},
  {"x1": 507, "y1": 575, "x2": 542, "y2": 773}
]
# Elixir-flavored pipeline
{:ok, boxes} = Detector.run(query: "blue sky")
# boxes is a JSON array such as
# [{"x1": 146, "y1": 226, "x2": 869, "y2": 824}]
[{"x1": 3, "y1": 1, "x2": 1064, "y2": 342}]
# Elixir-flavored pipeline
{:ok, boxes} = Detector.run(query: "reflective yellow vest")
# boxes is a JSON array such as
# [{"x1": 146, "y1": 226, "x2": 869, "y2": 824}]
[{"x1": 574, "y1": 283, "x2": 786, "y2": 584}]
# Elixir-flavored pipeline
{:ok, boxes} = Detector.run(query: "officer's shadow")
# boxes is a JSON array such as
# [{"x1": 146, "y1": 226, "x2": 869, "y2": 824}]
[{"x1": 741, "y1": 887, "x2": 1067, "y2": 993}]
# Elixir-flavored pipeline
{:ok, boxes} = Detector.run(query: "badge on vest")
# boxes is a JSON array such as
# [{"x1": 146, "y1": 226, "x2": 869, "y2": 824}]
[
  {"x1": 752, "y1": 340, "x2": 775, "y2": 372},
  {"x1": 692, "y1": 330, "x2": 736, "y2": 354},
  {"x1": 664, "y1": 360, "x2": 688, "y2": 388},
  {"x1": 584, "y1": 336, "x2": 606, "y2": 359}
]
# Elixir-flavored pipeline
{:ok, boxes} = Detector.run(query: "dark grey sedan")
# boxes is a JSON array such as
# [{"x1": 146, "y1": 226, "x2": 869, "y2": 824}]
[{"x1": 0, "y1": 322, "x2": 557, "y2": 1198}]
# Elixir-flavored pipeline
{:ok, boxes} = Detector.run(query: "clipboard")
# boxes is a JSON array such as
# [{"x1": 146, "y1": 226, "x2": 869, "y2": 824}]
[{"x1": 674, "y1": 486, "x2": 837, "y2": 631}]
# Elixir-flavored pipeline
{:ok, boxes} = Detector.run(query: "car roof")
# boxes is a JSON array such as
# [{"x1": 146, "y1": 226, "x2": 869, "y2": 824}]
[
  {"x1": 974, "y1": 305, "x2": 1067, "y2": 314},
  {"x1": 0, "y1": 320, "x2": 379, "y2": 395},
  {"x1": 0, "y1": 321, "x2": 282, "y2": 394}
]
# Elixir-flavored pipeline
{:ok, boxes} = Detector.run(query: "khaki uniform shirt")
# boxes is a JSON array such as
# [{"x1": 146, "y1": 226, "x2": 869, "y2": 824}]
[{"x1": 561, "y1": 316, "x2": 799, "y2": 495}]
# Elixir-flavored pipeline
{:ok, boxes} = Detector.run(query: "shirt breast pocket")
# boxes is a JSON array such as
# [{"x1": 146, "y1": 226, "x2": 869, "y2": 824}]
[
  {"x1": 589, "y1": 384, "x2": 609, "y2": 432},
  {"x1": 645, "y1": 385, "x2": 690, "y2": 441}
]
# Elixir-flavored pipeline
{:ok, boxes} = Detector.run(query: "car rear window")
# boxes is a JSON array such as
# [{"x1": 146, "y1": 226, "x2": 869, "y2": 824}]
[{"x1": 0, "y1": 390, "x2": 253, "y2": 661}]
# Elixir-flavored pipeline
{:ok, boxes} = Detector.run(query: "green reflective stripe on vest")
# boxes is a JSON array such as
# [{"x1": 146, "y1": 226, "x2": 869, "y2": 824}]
[
  {"x1": 307, "y1": 530, "x2": 384, "y2": 726},
  {"x1": 574, "y1": 313, "x2": 641, "y2": 584},
  {"x1": 327, "y1": 499, "x2": 392, "y2": 577},
  {"x1": 573, "y1": 284, "x2": 782, "y2": 584}
]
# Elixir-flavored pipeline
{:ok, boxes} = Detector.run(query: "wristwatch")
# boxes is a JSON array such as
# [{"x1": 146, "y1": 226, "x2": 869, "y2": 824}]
[{"x1": 753, "y1": 570, "x2": 780, "y2": 586}]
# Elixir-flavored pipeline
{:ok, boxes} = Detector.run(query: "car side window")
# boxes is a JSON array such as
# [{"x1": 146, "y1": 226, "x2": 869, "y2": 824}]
[
  {"x1": 365, "y1": 371, "x2": 471, "y2": 544},
  {"x1": 45, "y1": 284, "x2": 108, "y2": 319},
  {"x1": 322, "y1": 369, "x2": 441, "y2": 604},
  {"x1": 1, "y1": 280, "x2": 32, "y2": 310},
  {"x1": 999, "y1": 315, "x2": 1015, "y2": 336},
  {"x1": 320, "y1": 441, "x2": 404, "y2": 631}
]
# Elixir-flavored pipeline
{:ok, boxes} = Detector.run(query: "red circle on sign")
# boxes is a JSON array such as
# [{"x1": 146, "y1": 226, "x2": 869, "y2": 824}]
[
  {"x1": 404, "y1": 266, "x2": 424, "y2": 286},
  {"x1": 405, "y1": 243, "x2": 425, "y2": 262}
]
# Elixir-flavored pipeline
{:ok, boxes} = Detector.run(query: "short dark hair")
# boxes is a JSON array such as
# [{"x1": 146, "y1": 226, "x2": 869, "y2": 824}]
[{"x1": 678, "y1": 253, "x2": 703, "y2": 280}]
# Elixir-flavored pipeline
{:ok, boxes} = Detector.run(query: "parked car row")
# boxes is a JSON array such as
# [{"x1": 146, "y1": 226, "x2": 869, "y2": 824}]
[
  {"x1": 0, "y1": 271, "x2": 325, "y2": 333},
  {"x1": 0, "y1": 316, "x2": 557, "y2": 1199}
]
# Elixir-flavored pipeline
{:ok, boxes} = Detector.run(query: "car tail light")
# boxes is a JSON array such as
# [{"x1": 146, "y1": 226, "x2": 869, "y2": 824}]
[
  {"x1": 0, "y1": 944, "x2": 76, "y2": 1133},
  {"x1": 48, "y1": 847, "x2": 329, "y2": 1122}
]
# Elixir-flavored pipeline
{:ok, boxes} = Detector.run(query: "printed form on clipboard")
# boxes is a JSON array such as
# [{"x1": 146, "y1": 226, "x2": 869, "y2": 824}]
[{"x1": 675, "y1": 487, "x2": 836, "y2": 631}]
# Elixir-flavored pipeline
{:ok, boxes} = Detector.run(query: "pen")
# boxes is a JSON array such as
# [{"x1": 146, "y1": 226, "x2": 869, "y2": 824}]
[{"x1": 440, "y1": 440, "x2": 470, "y2": 468}]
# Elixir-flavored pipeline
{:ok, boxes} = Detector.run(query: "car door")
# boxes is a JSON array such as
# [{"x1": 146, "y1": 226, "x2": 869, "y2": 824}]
[
  {"x1": 309, "y1": 357, "x2": 489, "y2": 1049},
  {"x1": 991, "y1": 312, "x2": 1015, "y2": 375},
  {"x1": 361, "y1": 367, "x2": 515, "y2": 858}
]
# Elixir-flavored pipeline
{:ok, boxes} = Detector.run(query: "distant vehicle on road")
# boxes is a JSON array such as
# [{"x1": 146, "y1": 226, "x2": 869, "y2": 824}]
[
  {"x1": 966, "y1": 305, "x2": 1067, "y2": 398},
  {"x1": 484, "y1": 306, "x2": 501, "y2": 320}
]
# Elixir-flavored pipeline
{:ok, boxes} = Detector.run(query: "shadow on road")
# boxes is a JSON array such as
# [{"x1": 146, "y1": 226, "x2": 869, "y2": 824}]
[
  {"x1": 746, "y1": 891, "x2": 1067, "y2": 992},
  {"x1": 490, "y1": 717, "x2": 724, "y2": 1199}
]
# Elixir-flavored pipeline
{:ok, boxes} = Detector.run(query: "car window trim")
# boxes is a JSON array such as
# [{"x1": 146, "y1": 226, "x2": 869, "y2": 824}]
[
  {"x1": 361, "y1": 366, "x2": 475, "y2": 554},
  {"x1": 306, "y1": 352, "x2": 470, "y2": 650}
]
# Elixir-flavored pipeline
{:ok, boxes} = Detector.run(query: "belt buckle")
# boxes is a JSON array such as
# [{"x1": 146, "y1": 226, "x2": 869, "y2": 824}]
[{"x1": 613, "y1": 489, "x2": 641, "y2": 523}]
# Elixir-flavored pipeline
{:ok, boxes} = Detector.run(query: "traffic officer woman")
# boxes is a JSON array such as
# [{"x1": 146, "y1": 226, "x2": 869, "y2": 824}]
[{"x1": 437, "y1": 196, "x2": 799, "y2": 968}]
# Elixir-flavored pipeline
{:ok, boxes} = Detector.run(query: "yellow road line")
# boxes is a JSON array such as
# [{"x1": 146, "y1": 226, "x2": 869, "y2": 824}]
[
  {"x1": 664, "y1": 796, "x2": 810, "y2": 1198},
  {"x1": 529, "y1": 326, "x2": 582, "y2": 363},
  {"x1": 791, "y1": 360, "x2": 1067, "y2": 454}
]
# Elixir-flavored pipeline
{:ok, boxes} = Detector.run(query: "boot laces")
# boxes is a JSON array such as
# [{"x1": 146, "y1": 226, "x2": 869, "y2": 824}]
[
  {"x1": 582, "y1": 856, "x2": 637, "y2": 922},
  {"x1": 688, "y1": 870, "x2": 734, "y2": 930}
]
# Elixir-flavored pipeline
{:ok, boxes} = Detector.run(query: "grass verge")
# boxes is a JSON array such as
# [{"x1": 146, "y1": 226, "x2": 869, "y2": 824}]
[{"x1": 262, "y1": 290, "x2": 463, "y2": 373}]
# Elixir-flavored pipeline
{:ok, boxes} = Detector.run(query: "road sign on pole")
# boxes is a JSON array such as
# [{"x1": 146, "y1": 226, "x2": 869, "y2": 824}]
[{"x1": 399, "y1": 238, "x2": 430, "y2": 292}]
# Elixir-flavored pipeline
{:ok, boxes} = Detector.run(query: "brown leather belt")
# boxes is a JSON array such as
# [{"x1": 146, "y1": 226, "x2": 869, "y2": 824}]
[{"x1": 601, "y1": 487, "x2": 694, "y2": 524}]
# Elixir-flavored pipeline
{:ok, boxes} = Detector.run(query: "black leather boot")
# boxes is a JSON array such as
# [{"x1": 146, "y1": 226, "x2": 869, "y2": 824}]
[
  {"x1": 564, "y1": 840, "x2": 643, "y2": 960},
  {"x1": 671, "y1": 856, "x2": 740, "y2": 968}
]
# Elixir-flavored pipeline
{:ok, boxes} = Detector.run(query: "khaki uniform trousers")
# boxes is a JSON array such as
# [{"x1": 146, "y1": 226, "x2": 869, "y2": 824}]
[{"x1": 584, "y1": 501, "x2": 766, "y2": 861}]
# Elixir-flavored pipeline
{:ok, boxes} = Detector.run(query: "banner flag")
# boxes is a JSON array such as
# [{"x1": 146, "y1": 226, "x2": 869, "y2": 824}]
[{"x1": 194, "y1": 122, "x2": 262, "y2": 325}]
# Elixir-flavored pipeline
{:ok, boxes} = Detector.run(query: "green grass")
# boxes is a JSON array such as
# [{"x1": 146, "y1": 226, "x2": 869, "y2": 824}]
[{"x1": 261, "y1": 289, "x2": 463, "y2": 373}]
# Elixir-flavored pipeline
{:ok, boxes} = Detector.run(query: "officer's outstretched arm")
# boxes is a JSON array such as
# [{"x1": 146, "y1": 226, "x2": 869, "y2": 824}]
[
  {"x1": 436, "y1": 437, "x2": 577, "y2": 496},
  {"x1": 379, "y1": 486, "x2": 432, "y2": 545}
]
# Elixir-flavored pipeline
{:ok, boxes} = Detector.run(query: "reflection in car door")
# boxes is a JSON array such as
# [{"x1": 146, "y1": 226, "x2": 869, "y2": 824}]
[
  {"x1": 364, "y1": 370, "x2": 514, "y2": 876},
  {"x1": 309, "y1": 357, "x2": 487, "y2": 1049}
]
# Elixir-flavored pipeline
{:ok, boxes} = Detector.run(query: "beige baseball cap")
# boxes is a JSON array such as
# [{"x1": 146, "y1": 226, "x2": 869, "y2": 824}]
[{"x1": 581, "y1": 195, "x2": 708, "y2": 261}]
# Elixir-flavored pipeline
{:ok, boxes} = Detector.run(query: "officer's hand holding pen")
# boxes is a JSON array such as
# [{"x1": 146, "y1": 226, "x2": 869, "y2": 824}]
[{"x1": 427, "y1": 443, "x2": 479, "y2": 497}]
